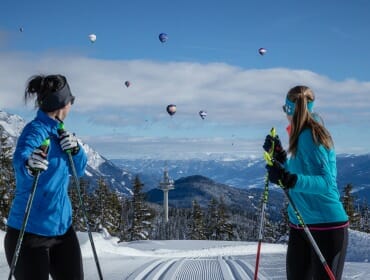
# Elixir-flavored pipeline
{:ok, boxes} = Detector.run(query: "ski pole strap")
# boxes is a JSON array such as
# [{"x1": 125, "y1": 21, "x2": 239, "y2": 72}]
[{"x1": 264, "y1": 151, "x2": 273, "y2": 166}]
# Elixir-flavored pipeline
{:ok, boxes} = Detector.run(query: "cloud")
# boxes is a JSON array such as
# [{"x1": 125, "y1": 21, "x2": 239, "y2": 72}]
[
  {"x1": 1, "y1": 51, "x2": 369, "y2": 158},
  {"x1": 2, "y1": 52, "x2": 370, "y2": 123},
  {"x1": 82, "y1": 134, "x2": 261, "y2": 160}
]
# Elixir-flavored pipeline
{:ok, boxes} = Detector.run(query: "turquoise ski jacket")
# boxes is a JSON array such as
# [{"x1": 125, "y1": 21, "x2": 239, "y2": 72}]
[
  {"x1": 286, "y1": 128, "x2": 348, "y2": 225},
  {"x1": 7, "y1": 110, "x2": 87, "y2": 236}
]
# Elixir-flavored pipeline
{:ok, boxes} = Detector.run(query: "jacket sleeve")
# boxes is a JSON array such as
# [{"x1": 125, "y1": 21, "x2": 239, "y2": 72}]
[
  {"x1": 71, "y1": 143, "x2": 88, "y2": 177},
  {"x1": 13, "y1": 122, "x2": 50, "y2": 179}
]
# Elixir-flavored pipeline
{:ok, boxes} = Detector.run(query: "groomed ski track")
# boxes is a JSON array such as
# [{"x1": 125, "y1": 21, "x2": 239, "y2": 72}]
[{"x1": 126, "y1": 254, "x2": 285, "y2": 280}]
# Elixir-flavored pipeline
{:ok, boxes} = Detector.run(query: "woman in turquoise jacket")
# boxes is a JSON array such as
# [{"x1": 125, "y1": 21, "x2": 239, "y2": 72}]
[
  {"x1": 263, "y1": 85, "x2": 348, "y2": 279},
  {"x1": 4, "y1": 74, "x2": 87, "y2": 280}
]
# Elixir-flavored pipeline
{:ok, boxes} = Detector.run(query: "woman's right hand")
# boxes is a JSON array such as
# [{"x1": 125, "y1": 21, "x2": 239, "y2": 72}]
[
  {"x1": 27, "y1": 148, "x2": 49, "y2": 174},
  {"x1": 262, "y1": 134, "x2": 287, "y2": 164}
]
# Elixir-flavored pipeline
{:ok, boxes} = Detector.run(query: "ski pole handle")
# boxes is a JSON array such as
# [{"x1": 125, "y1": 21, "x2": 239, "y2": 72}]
[
  {"x1": 268, "y1": 127, "x2": 277, "y2": 156},
  {"x1": 39, "y1": 138, "x2": 50, "y2": 154},
  {"x1": 57, "y1": 121, "x2": 79, "y2": 155},
  {"x1": 269, "y1": 127, "x2": 276, "y2": 138},
  {"x1": 57, "y1": 122, "x2": 65, "y2": 134}
]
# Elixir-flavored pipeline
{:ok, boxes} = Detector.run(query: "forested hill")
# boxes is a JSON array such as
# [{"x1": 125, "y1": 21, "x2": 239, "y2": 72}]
[{"x1": 146, "y1": 174, "x2": 285, "y2": 220}]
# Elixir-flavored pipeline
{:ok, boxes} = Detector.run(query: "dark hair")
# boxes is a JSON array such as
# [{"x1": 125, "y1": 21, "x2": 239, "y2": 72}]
[
  {"x1": 24, "y1": 74, "x2": 74, "y2": 112},
  {"x1": 287, "y1": 85, "x2": 333, "y2": 155},
  {"x1": 25, "y1": 75, "x2": 67, "y2": 106}
]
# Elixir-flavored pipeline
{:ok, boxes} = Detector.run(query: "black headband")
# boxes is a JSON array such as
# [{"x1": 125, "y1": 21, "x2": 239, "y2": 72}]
[{"x1": 39, "y1": 83, "x2": 75, "y2": 112}]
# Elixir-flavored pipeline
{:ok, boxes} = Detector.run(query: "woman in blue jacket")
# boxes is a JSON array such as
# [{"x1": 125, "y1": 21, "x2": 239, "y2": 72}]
[
  {"x1": 4, "y1": 74, "x2": 87, "y2": 280},
  {"x1": 263, "y1": 85, "x2": 348, "y2": 279}
]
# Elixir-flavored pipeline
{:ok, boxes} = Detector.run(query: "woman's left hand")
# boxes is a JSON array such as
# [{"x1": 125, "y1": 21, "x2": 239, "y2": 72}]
[{"x1": 59, "y1": 131, "x2": 80, "y2": 155}]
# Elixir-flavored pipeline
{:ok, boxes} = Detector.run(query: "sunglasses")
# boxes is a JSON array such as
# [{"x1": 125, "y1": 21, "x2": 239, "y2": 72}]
[
  {"x1": 282, "y1": 105, "x2": 287, "y2": 113},
  {"x1": 282, "y1": 100, "x2": 295, "y2": 116}
]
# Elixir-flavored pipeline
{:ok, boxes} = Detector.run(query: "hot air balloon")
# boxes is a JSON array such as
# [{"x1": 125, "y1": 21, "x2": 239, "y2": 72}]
[
  {"x1": 88, "y1": 34, "x2": 97, "y2": 43},
  {"x1": 166, "y1": 104, "x2": 176, "y2": 116},
  {"x1": 258, "y1": 47, "x2": 267, "y2": 55},
  {"x1": 199, "y1": 110, "x2": 207, "y2": 120},
  {"x1": 124, "y1": 81, "x2": 130, "y2": 88},
  {"x1": 159, "y1": 33, "x2": 168, "y2": 43}
]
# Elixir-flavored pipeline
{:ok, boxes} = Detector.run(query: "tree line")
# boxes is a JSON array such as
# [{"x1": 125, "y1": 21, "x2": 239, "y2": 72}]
[{"x1": 0, "y1": 125, "x2": 369, "y2": 242}]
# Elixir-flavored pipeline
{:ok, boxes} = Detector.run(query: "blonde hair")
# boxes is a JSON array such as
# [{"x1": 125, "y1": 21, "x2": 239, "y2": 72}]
[{"x1": 287, "y1": 85, "x2": 333, "y2": 155}]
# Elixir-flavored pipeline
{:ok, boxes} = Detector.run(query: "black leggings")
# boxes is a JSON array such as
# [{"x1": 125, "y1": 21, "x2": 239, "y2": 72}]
[
  {"x1": 286, "y1": 225, "x2": 348, "y2": 280},
  {"x1": 4, "y1": 226, "x2": 83, "y2": 280}
]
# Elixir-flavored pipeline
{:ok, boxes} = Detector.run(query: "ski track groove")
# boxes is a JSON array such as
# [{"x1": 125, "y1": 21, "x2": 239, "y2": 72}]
[
  {"x1": 248, "y1": 253, "x2": 286, "y2": 279},
  {"x1": 161, "y1": 258, "x2": 186, "y2": 280},
  {"x1": 125, "y1": 259, "x2": 164, "y2": 280},
  {"x1": 175, "y1": 258, "x2": 223, "y2": 280},
  {"x1": 234, "y1": 258, "x2": 268, "y2": 280},
  {"x1": 148, "y1": 259, "x2": 177, "y2": 280},
  {"x1": 125, "y1": 256, "x2": 272, "y2": 280},
  {"x1": 225, "y1": 256, "x2": 251, "y2": 279},
  {"x1": 218, "y1": 256, "x2": 235, "y2": 279}
]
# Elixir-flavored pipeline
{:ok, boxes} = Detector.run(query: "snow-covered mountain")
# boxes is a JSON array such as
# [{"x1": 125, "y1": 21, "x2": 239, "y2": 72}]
[
  {"x1": 1, "y1": 109, "x2": 369, "y2": 202},
  {"x1": 0, "y1": 111, "x2": 26, "y2": 146},
  {"x1": 0, "y1": 110, "x2": 133, "y2": 195},
  {"x1": 112, "y1": 155, "x2": 370, "y2": 202},
  {"x1": 111, "y1": 158, "x2": 267, "y2": 192}
]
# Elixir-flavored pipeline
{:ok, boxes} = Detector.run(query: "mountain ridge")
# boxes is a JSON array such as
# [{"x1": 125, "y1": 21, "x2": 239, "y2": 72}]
[{"x1": 1, "y1": 110, "x2": 369, "y2": 204}]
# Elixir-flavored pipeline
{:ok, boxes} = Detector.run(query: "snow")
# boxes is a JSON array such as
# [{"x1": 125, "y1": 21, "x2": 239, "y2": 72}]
[
  {"x1": 1, "y1": 229, "x2": 369, "y2": 279},
  {"x1": 82, "y1": 143, "x2": 106, "y2": 170},
  {"x1": 0, "y1": 111, "x2": 25, "y2": 138}
]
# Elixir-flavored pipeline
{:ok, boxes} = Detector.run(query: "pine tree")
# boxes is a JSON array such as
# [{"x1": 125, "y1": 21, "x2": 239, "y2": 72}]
[
  {"x1": 91, "y1": 177, "x2": 121, "y2": 234},
  {"x1": 360, "y1": 199, "x2": 369, "y2": 233},
  {"x1": 118, "y1": 196, "x2": 131, "y2": 242},
  {"x1": 70, "y1": 177, "x2": 90, "y2": 231},
  {"x1": 205, "y1": 197, "x2": 218, "y2": 239},
  {"x1": 277, "y1": 199, "x2": 290, "y2": 242},
  {"x1": 216, "y1": 197, "x2": 233, "y2": 240},
  {"x1": 0, "y1": 125, "x2": 15, "y2": 230},
  {"x1": 189, "y1": 199, "x2": 206, "y2": 240},
  {"x1": 129, "y1": 176, "x2": 154, "y2": 241},
  {"x1": 342, "y1": 183, "x2": 361, "y2": 230}
]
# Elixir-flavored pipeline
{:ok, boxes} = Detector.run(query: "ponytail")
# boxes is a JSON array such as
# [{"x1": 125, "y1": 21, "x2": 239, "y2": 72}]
[{"x1": 287, "y1": 85, "x2": 333, "y2": 155}]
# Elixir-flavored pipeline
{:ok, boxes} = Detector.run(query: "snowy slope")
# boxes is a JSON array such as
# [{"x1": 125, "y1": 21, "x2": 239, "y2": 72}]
[{"x1": 1, "y1": 229, "x2": 369, "y2": 279}]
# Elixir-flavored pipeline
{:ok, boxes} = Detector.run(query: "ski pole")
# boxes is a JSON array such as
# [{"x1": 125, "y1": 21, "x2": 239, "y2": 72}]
[
  {"x1": 8, "y1": 138, "x2": 50, "y2": 280},
  {"x1": 254, "y1": 127, "x2": 276, "y2": 280},
  {"x1": 264, "y1": 152, "x2": 336, "y2": 280},
  {"x1": 57, "y1": 122, "x2": 104, "y2": 280}
]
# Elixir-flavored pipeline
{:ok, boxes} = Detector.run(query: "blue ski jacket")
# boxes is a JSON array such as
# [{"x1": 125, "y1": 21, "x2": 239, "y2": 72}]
[
  {"x1": 285, "y1": 128, "x2": 348, "y2": 225},
  {"x1": 7, "y1": 110, "x2": 87, "y2": 236}
]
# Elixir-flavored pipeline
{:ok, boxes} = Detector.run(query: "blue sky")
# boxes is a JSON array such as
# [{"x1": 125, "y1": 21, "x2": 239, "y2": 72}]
[{"x1": 1, "y1": 0, "x2": 370, "y2": 159}]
